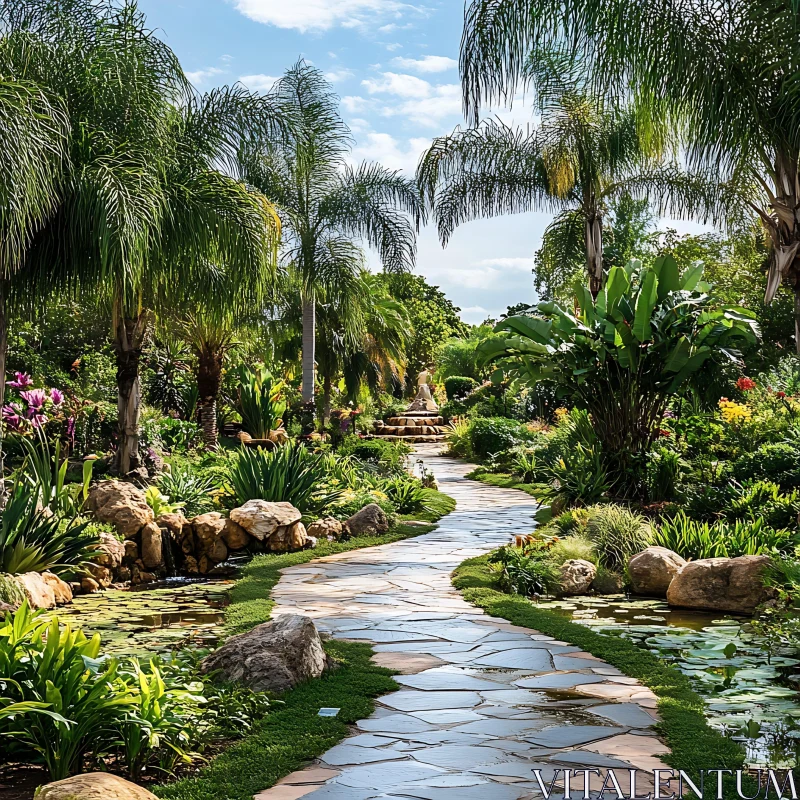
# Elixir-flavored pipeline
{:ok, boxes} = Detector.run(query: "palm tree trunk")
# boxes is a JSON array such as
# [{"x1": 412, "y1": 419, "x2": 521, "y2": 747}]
[
  {"x1": 113, "y1": 310, "x2": 152, "y2": 475},
  {"x1": 322, "y1": 373, "x2": 332, "y2": 427},
  {"x1": 197, "y1": 345, "x2": 223, "y2": 450},
  {"x1": 585, "y1": 212, "x2": 604, "y2": 298},
  {"x1": 302, "y1": 294, "x2": 316, "y2": 402}
]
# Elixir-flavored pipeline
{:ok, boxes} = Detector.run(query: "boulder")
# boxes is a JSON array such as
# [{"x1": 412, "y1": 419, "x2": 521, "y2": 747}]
[
  {"x1": 345, "y1": 503, "x2": 390, "y2": 537},
  {"x1": 80, "y1": 576, "x2": 101, "y2": 594},
  {"x1": 15, "y1": 572, "x2": 56, "y2": 609},
  {"x1": 266, "y1": 521, "x2": 309, "y2": 553},
  {"x1": 91, "y1": 532, "x2": 125, "y2": 569},
  {"x1": 629, "y1": 546, "x2": 687, "y2": 597},
  {"x1": 156, "y1": 512, "x2": 188, "y2": 539},
  {"x1": 86, "y1": 564, "x2": 113, "y2": 589},
  {"x1": 124, "y1": 540, "x2": 139, "y2": 562},
  {"x1": 667, "y1": 555, "x2": 774, "y2": 614},
  {"x1": 229, "y1": 500, "x2": 302, "y2": 541},
  {"x1": 191, "y1": 512, "x2": 228, "y2": 561},
  {"x1": 140, "y1": 522, "x2": 163, "y2": 569},
  {"x1": 222, "y1": 518, "x2": 250, "y2": 550},
  {"x1": 201, "y1": 613, "x2": 327, "y2": 692},
  {"x1": 87, "y1": 480, "x2": 154, "y2": 539},
  {"x1": 307, "y1": 517, "x2": 344, "y2": 541},
  {"x1": 39, "y1": 573, "x2": 73, "y2": 605},
  {"x1": 559, "y1": 559, "x2": 597, "y2": 595},
  {"x1": 34, "y1": 772, "x2": 158, "y2": 799}
]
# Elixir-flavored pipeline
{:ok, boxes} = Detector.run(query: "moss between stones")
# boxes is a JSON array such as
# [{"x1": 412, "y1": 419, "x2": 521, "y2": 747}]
[
  {"x1": 153, "y1": 490, "x2": 455, "y2": 798},
  {"x1": 452, "y1": 553, "x2": 756, "y2": 800}
]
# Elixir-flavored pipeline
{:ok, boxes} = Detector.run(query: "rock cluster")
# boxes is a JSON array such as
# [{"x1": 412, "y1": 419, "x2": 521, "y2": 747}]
[
  {"x1": 12, "y1": 571, "x2": 73, "y2": 610},
  {"x1": 34, "y1": 773, "x2": 158, "y2": 799}
]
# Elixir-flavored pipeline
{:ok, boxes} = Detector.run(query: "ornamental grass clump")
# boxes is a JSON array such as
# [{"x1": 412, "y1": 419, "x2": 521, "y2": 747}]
[{"x1": 584, "y1": 504, "x2": 652, "y2": 571}]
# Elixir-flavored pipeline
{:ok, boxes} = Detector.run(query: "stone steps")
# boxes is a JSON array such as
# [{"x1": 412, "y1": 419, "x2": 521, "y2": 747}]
[
  {"x1": 386, "y1": 415, "x2": 444, "y2": 427},
  {"x1": 367, "y1": 434, "x2": 448, "y2": 443},
  {"x1": 374, "y1": 424, "x2": 449, "y2": 436}
]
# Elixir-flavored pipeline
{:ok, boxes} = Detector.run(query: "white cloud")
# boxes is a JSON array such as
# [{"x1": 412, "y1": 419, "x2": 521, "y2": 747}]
[
  {"x1": 391, "y1": 55, "x2": 457, "y2": 73},
  {"x1": 349, "y1": 131, "x2": 430, "y2": 175},
  {"x1": 362, "y1": 71, "x2": 431, "y2": 98},
  {"x1": 474, "y1": 257, "x2": 535, "y2": 271},
  {"x1": 325, "y1": 68, "x2": 354, "y2": 83},
  {"x1": 239, "y1": 73, "x2": 280, "y2": 91},
  {"x1": 185, "y1": 66, "x2": 224, "y2": 86},
  {"x1": 231, "y1": 0, "x2": 406, "y2": 33},
  {"x1": 385, "y1": 43, "x2": 403, "y2": 52},
  {"x1": 342, "y1": 95, "x2": 368, "y2": 113}
]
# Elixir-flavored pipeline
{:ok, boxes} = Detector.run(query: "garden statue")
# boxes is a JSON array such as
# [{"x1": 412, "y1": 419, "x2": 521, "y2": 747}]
[{"x1": 407, "y1": 366, "x2": 438, "y2": 412}]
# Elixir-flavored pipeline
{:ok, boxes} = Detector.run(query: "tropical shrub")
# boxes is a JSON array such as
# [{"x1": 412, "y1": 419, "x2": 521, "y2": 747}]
[
  {"x1": 469, "y1": 416, "x2": 532, "y2": 460},
  {"x1": 338, "y1": 437, "x2": 411, "y2": 473},
  {"x1": 0, "y1": 573, "x2": 25, "y2": 607},
  {"x1": 583, "y1": 504, "x2": 652, "y2": 570},
  {"x1": 0, "y1": 482, "x2": 98, "y2": 575},
  {"x1": 327, "y1": 488, "x2": 397, "y2": 522},
  {"x1": 141, "y1": 417, "x2": 202, "y2": 454},
  {"x1": 725, "y1": 480, "x2": 800, "y2": 530},
  {"x1": 446, "y1": 418, "x2": 473, "y2": 458},
  {"x1": 381, "y1": 476, "x2": 429, "y2": 513},
  {"x1": 444, "y1": 375, "x2": 478, "y2": 400},
  {"x1": 548, "y1": 536, "x2": 597, "y2": 565},
  {"x1": 144, "y1": 485, "x2": 182, "y2": 517},
  {"x1": 489, "y1": 542, "x2": 560, "y2": 596},
  {"x1": 544, "y1": 442, "x2": 611, "y2": 507},
  {"x1": 732, "y1": 442, "x2": 800, "y2": 489},
  {"x1": 156, "y1": 465, "x2": 219, "y2": 517},
  {"x1": 646, "y1": 447, "x2": 684, "y2": 502},
  {"x1": 228, "y1": 443, "x2": 345, "y2": 513},
  {"x1": 440, "y1": 399, "x2": 468, "y2": 421},
  {"x1": 235, "y1": 364, "x2": 286, "y2": 439},
  {"x1": 655, "y1": 512, "x2": 796, "y2": 560},
  {"x1": 481, "y1": 257, "x2": 759, "y2": 486}
]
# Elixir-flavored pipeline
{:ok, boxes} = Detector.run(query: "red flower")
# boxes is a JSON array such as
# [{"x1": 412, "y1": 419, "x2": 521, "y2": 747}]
[
  {"x1": 737, "y1": 377, "x2": 756, "y2": 391},
  {"x1": 659, "y1": 429, "x2": 671, "y2": 437},
  {"x1": 777, "y1": 391, "x2": 787, "y2": 399}
]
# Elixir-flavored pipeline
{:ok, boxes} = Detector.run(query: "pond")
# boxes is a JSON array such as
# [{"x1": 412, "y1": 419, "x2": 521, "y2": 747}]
[
  {"x1": 536, "y1": 595, "x2": 800, "y2": 769},
  {"x1": 44, "y1": 579, "x2": 232, "y2": 658}
]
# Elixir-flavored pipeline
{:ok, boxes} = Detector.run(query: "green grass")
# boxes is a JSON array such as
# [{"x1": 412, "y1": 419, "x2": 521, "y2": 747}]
[
  {"x1": 452, "y1": 554, "x2": 752, "y2": 798},
  {"x1": 154, "y1": 641, "x2": 396, "y2": 800},
  {"x1": 465, "y1": 468, "x2": 539, "y2": 499},
  {"x1": 154, "y1": 489, "x2": 455, "y2": 797}
]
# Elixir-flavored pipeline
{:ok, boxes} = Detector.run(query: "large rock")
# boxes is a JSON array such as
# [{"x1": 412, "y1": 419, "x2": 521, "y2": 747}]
[
  {"x1": 229, "y1": 500, "x2": 302, "y2": 541},
  {"x1": 15, "y1": 572, "x2": 56, "y2": 609},
  {"x1": 667, "y1": 555, "x2": 774, "y2": 614},
  {"x1": 34, "y1": 773, "x2": 158, "y2": 799},
  {"x1": 91, "y1": 532, "x2": 125, "y2": 569},
  {"x1": 191, "y1": 512, "x2": 228, "y2": 561},
  {"x1": 86, "y1": 564, "x2": 113, "y2": 589},
  {"x1": 156, "y1": 512, "x2": 188, "y2": 539},
  {"x1": 200, "y1": 613, "x2": 327, "y2": 692},
  {"x1": 87, "y1": 481, "x2": 154, "y2": 539},
  {"x1": 559, "y1": 559, "x2": 597, "y2": 595},
  {"x1": 40, "y1": 573, "x2": 73, "y2": 605},
  {"x1": 345, "y1": 503, "x2": 389, "y2": 537},
  {"x1": 222, "y1": 518, "x2": 250, "y2": 550},
  {"x1": 307, "y1": 517, "x2": 344, "y2": 541},
  {"x1": 629, "y1": 546, "x2": 687, "y2": 597},
  {"x1": 140, "y1": 522, "x2": 163, "y2": 569},
  {"x1": 268, "y1": 521, "x2": 309, "y2": 553}
]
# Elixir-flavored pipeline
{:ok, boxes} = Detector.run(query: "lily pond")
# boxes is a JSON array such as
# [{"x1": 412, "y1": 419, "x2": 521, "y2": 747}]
[
  {"x1": 536, "y1": 596, "x2": 800, "y2": 768},
  {"x1": 44, "y1": 579, "x2": 232, "y2": 658}
]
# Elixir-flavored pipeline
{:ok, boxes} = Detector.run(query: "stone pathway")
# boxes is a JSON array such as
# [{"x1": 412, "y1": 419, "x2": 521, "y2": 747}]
[{"x1": 256, "y1": 446, "x2": 668, "y2": 800}]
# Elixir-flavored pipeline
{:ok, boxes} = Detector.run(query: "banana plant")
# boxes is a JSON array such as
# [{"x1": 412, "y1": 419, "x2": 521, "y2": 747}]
[{"x1": 479, "y1": 256, "x2": 759, "y2": 478}]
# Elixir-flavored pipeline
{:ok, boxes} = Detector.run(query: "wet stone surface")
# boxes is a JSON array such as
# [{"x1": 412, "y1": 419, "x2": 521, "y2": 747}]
[{"x1": 255, "y1": 446, "x2": 668, "y2": 800}]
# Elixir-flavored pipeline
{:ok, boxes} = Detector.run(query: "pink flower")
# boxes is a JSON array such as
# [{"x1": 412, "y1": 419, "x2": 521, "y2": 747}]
[
  {"x1": 30, "y1": 413, "x2": 47, "y2": 429},
  {"x1": 49, "y1": 388, "x2": 64, "y2": 406},
  {"x1": 6, "y1": 372, "x2": 33, "y2": 389},
  {"x1": 2, "y1": 404, "x2": 21, "y2": 431},
  {"x1": 20, "y1": 389, "x2": 46, "y2": 410}
]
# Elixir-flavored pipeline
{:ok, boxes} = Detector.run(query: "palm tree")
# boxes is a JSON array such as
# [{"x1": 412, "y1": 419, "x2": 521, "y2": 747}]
[
  {"x1": 240, "y1": 60, "x2": 421, "y2": 404},
  {"x1": 4, "y1": 1, "x2": 280, "y2": 473},
  {"x1": 0, "y1": 75, "x2": 68, "y2": 479},
  {"x1": 418, "y1": 48, "x2": 706, "y2": 298},
  {"x1": 460, "y1": 0, "x2": 800, "y2": 345}
]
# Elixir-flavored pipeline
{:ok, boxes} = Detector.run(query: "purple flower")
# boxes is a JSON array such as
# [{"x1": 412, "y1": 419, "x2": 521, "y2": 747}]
[
  {"x1": 67, "y1": 416, "x2": 76, "y2": 445},
  {"x1": 20, "y1": 389, "x2": 47, "y2": 411},
  {"x1": 6, "y1": 372, "x2": 33, "y2": 389},
  {"x1": 49, "y1": 388, "x2": 64, "y2": 406},
  {"x1": 30, "y1": 413, "x2": 47, "y2": 429},
  {"x1": 2, "y1": 404, "x2": 21, "y2": 431}
]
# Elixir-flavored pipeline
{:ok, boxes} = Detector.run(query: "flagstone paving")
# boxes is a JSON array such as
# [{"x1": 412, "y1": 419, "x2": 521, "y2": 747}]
[{"x1": 255, "y1": 446, "x2": 669, "y2": 800}]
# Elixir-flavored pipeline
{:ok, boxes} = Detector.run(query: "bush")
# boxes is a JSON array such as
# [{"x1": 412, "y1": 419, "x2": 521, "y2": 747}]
[
  {"x1": 655, "y1": 512, "x2": 796, "y2": 560},
  {"x1": 228, "y1": 443, "x2": 345, "y2": 513},
  {"x1": 0, "y1": 573, "x2": 25, "y2": 607},
  {"x1": 732, "y1": 442, "x2": 800, "y2": 489},
  {"x1": 446, "y1": 419, "x2": 472, "y2": 459},
  {"x1": 380, "y1": 476, "x2": 429, "y2": 513},
  {"x1": 489, "y1": 543, "x2": 560, "y2": 596},
  {"x1": 726, "y1": 480, "x2": 800, "y2": 530},
  {"x1": 592, "y1": 566, "x2": 624, "y2": 594},
  {"x1": 157, "y1": 463, "x2": 222, "y2": 517},
  {"x1": 584, "y1": 504, "x2": 653, "y2": 571},
  {"x1": 469, "y1": 417, "x2": 532, "y2": 461},
  {"x1": 548, "y1": 536, "x2": 597, "y2": 565},
  {"x1": 545, "y1": 443, "x2": 611, "y2": 507},
  {"x1": 440, "y1": 399, "x2": 468, "y2": 421},
  {"x1": 444, "y1": 376, "x2": 478, "y2": 400},
  {"x1": 646, "y1": 447, "x2": 683, "y2": 502},
  {"x1": 235, "y1": 364, "x2": 287, "y2": 439},
  {"x1": 142, "y1": 416, "x2": 202, "y2": 454},
  {"x1": 337, "y1": 437, "x2": 410, "y2": 473}
]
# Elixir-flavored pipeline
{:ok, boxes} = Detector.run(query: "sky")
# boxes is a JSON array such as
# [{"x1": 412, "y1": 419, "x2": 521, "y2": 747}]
[{"x1": 137, "y1": 0, "x2": 709, "y2": 325}]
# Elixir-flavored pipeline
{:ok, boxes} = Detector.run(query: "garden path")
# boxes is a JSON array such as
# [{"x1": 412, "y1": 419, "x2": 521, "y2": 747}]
[{"x1": 256, "y1": 446, "x2": 669, "y2": 800}]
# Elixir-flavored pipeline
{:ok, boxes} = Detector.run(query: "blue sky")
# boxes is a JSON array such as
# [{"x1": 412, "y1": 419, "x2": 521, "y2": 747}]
[{"x1": 138, "y1": 0, "x2": 707, "y2": 324}]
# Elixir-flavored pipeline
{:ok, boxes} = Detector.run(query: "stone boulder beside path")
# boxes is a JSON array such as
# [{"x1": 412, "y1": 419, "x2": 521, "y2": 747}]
[
  {"x1": 628, "y1": 546, "x2": 686, "y2": 597},
  {"x1": 34, "y1": 773, "x2": 158, "y2": 799}
]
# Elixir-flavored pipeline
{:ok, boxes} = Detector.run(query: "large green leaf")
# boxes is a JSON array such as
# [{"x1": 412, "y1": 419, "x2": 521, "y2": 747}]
[
  {"x1": 681, "y1": 263, "x2": 704, "y2": 292},
  {"x1": 497, "y1": 315, "x2": 553, "y2": 344},
  {"x1": 633, "y1": 269, "x2": 659, "y2": 342},
  {"x1": 663, "y1": 337, "x2": 691, "y2": 373},
  {"x1": 605, "y1": 266, "x2": 630, "y2": 311},
  {"x1": 653, "y1": 254, "x2": 680, "y2": 301}
]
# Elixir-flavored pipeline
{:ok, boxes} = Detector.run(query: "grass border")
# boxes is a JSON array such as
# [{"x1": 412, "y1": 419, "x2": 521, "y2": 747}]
[
  {"x1": 465, "y1": 467, "x2": 539, "y2": 499},
  {"x1": 452, "y1": 553, "x2": 754, "y2": 799},
  {"x1": 153, "y1": 490, "x2": 456, "y2": 798}
]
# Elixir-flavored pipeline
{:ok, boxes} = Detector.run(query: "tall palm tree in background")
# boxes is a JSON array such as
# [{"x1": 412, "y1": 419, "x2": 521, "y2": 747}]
[
  {"x1": 418, "y1": 47, "x2": 706, "y2": 298},
  {"x1": 460, "y1": 0, "x2": 800, "y2": 344},
  {"x1": 4, "y1": 1, "x2": 280, "y2": 473},
  {"x1": 240, "y1": 60, "x2": 420, "y2": 404}
]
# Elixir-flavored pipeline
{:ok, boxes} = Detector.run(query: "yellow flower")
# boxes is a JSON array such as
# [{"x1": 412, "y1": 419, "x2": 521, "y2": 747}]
[
  {"x1": 554, "y1": 407, "x2": 569, "y2": 420},
  {"x1": 371, "y1": 490, "x2": 388, "y2": 500},
  {"x1": 718, "y1": 399, "x2": 752, "y2": 424}
]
